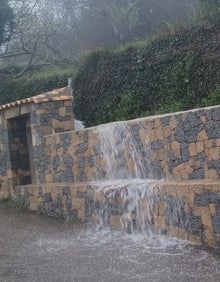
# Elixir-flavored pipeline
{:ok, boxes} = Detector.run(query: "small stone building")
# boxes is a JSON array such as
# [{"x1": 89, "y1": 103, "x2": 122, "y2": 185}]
[{"x1": 0, "y1": 87, "x2": 74, "y2": 199}]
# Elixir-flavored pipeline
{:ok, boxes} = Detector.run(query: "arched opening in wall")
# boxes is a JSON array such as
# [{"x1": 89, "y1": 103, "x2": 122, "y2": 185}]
[{"x1": 7, "y1": 114, "x2": 35, "y2": 186}]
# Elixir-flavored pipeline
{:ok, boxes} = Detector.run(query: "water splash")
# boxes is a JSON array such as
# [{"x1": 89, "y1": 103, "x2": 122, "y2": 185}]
[
  {"x1": 96, "y1": 122, "x2": 151, "y2": 180},
  {"x1": 92, "y1": 179, "x2": 164, "y2": 236},
  {"x1": 91, "y1": 122, "x2": 191, "y2": 245}
]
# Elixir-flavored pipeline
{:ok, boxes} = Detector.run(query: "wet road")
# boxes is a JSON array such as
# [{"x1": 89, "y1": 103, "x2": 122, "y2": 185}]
[{"x1": 0, "y1": 202, "x2": 220, "y2": 282}]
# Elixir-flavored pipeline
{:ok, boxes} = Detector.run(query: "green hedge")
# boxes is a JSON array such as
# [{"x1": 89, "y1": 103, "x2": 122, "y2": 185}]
[
  {"x1": 0, "y1": 68, "x2": 73, "y2": 105},
  {"x1": 74, "y1": 24, "x2": 220, "y2": 127}
]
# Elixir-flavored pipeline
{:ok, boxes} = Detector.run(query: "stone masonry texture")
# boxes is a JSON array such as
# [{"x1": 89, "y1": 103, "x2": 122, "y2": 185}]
[{"x1": 0, "y1": 89, "x2": 219, "y2": 248}]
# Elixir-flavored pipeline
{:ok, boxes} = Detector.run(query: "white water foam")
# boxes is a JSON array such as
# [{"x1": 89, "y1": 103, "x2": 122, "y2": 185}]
[
  {"x1": 88, "y1": 122, "x2": 188, "y2": 247},
  {"x1": 96, "y1": 122, "x2": 152, "y2": 180}
]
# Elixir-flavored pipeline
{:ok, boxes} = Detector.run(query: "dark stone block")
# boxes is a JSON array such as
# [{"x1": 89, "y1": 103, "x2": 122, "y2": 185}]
[
  {"x1": 53, "y1": 156, "x2": 60, "y2": 169},
  {"x1": 43, "y1": 193, "x2": 52, "y2": 203},
  {"x1": 168, "y1": 151, "x2": 184, "y2": 170},
  {"x1": 130, "y1": 124, "x2": 140, "y2": 137},
  {"x1": 151, "y1": 140, "x2": 164, "y2": 150},
  {"x1": 189, "y1": 229, "x2": 201, "y2": 236},
  {"x1": 175, "y1": 114, "x2": 183, "y2": 123},
  {"x1": 62, "y1": 187, "x2": 70, "y2": 196},
  {"x1": 205, "y1": 110, "x2": 213, "y2": 121},
  {"x1": 205, "y1": 121, "x2": 220, "y2": 139},
  {"x1": 152, "y1": 162, "x2": 165, "y2": 179},
  {"x1": 213, "y1": 108, "x2": 220, "y2": 121},
  {"x1": 216, "y1": 203, "x2": 220, "y2": 215},
  {"x1": 76, "y1": 174, "x2": 87, "y2": 182},
  {"x1": 165, "y1": 196, "x2": 187, "y2": 228},
  {"x1": 15, "y1": 186, "x2": 21, "y2": 196},
  {"x1": 188, "y1": 213, "x2": 202, "y2": 229},
  {"x1": 184, "y1": 112, "x2": 202, "y2": 130},
  {"x1": 189, "y1": 168, "x2": 204, "y2": 180},
  {"x1": 60, "y1": 133, "x2": 72, "y2": 146},
  {"x1": 39, "y1": 114, "x2": 51, "y2": 126},
  {"x1": 65, "y1": 156, "x2": 74, "y2": 168},
  {"x1": 76, "y1": 143, "x2": 88, "y2": 154},
  {"x1": 55, "y1": 128, "x2": 64, "y2": 133},
  {"x1": 185, "y1": 125, "x2": 204, "y2": 143},
  {"x1": 194, "y1": 192, "x2": 210, "y2": 207},
  {"x1": 56, "y1": 115, "x2": 72, "y2": 122},
  {"x1": 78, "y1": 158, "x2": 85, "y2": 168},
  {"x1": 161, "y1": 116, "x2": 169, "y2": 127},
  {"x1": 88, "y1": 157, "x2": 95, "y2": 168},
  {"x1": 38, "y1": 186, "x2": 43, "y2": 197},
  {"x1": 212, "y1": 216, "x2": 220, "y2": 233},
  {"x1": 77, "y1": 131, "x2": 88, "y2": 143},
  {"x1": 174, "y1": 125, "x2": 185, "y2": 143},
  {"x1": 66, "y1": 106, "x2": 74, "y2": 113},
  {"x1": 197, "y1": 152, "x2": 206, "y2": 163},
  {"x1": 208, "y1": 191, "x2": 220, "y2": 203},
  {"x1": 57, "y1": 195, "x2": 62, "y2": 209},
  {"x1": 93, "y1": 145, "x2": 100, "y2": 155},
  {"x1": 67, "y1": 209, "x2": 78, "y2": 220},
  {"x1": 181, "y1": 143, "x2": 190, "y2": 162},
  {"x1": 194, "y1": 190, "x2": 220, "y2": 206},
  {"x1": 39, "y1": 171, "x2": 45, "y2": 183},
  {"x1": 182, "y1": 112, "x2": 204, "y2": 143},
  {"x1": 167, "y1": 135, "x2": 174, "y2": 143},
  {"x1": 55, "y1": 171, "x2": 73, "y2": 182},
  {"x1": 77, "y1": 191, "x2": 87, "y2": 198},
  {"x1": 66, "y1": 197, "x2": 72, "y2": 211}
]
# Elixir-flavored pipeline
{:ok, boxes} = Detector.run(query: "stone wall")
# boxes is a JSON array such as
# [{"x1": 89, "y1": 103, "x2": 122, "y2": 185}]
[
  {"x1": 14, "y1": 179, "x2": 220, "y2": 247},
  {"x1": 36, "y1": 105, "x2": 220, "y2": 184},
  {"x1": 0, "y1": 87, "x2": 74, "y2": 198},
  {"x1": 1, "y1": 94, "x2": 220, "y2": 247}
]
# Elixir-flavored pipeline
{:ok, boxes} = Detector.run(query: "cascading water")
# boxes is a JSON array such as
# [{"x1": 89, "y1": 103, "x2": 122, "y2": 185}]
[
  {"x1": 96, "y1": 122, "x2": 149, "y2": 180},
  {"x1": 92, "y1": 122, "x2": 163, "y2": 237}
]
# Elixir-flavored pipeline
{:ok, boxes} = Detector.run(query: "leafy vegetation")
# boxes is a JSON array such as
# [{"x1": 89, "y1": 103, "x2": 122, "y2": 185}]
[
  {"x1": 74, "y1": 24, "x2": 220, "y2": 126},
  {"x1": 0, "y1": 67, "x2": 74, "y2": 105},
  {"x1": 0, "y1": 1, "x2": 219, "y2": 127}
]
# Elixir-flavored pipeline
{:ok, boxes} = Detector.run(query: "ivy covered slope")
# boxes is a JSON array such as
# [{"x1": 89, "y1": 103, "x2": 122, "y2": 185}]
[{"x1": 74, "y1": 24, "x2": 220, "y2": 127}]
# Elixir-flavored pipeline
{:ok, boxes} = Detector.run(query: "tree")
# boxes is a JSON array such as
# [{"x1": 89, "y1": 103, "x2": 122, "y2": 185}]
[
  {"x1": 0, "y1": 0, "x2": 80, "y2": 78},
  {"x1": 0, "y1": 0, "x2": 198, "y2": 78},
  {"x1": 0, "y1": 0, "x2": 14, "y2": 46}
]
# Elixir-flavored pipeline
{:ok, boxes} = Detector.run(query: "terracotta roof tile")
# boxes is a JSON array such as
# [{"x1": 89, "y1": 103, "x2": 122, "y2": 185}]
[{"x1": 0, "y1": 87, "x2": 73, "y2": 111}]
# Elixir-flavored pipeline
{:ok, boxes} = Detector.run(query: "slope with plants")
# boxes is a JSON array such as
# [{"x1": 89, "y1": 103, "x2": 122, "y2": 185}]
[{"x1": 73, "y1": 23, "x2": 220, "y2": 127}]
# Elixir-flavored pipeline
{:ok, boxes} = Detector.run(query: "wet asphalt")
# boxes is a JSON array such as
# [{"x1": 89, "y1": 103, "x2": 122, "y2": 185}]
[{"x1": 0, "y1": 201, "x2": 220, "y2": 282}]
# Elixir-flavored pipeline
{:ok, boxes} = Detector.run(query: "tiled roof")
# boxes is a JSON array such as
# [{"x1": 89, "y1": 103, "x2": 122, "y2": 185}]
[{"x1": 0, "y1": 87, "x2": 73, "y2": 111}]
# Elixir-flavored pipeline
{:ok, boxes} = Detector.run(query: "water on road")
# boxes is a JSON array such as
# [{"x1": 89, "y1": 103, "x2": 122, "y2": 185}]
[{"x1": 0, "y1": 202, "x2": 220, "y2": 282}]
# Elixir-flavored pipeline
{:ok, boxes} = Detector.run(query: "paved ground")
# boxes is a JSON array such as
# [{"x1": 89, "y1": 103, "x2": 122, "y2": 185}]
[{"x1": 0, "y1": 202, "x2": 220, "y2": 282}]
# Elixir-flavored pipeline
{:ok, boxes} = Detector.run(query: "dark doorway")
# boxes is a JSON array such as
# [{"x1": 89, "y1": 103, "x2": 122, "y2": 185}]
[{"x1": 7, "y1": 115, "x2": 32, "y2": 186}]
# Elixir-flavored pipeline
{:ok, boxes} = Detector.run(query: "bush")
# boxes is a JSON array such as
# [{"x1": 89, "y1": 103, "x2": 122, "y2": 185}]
[
  {"x1": 0, "y1": 67, "x2": 74, "y2": 105},
  {"x1": 73, "y1": 24, "x2": 220, "y2": 126}
]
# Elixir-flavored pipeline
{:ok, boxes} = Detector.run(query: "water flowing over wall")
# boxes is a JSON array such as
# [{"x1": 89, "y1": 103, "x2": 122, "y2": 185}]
[
  {"x1": 0, "y1": 93, "x2": 220, "y2": 248},
  {"x1": 37, "y1": 106, "x2": 220, "y2": 184}
]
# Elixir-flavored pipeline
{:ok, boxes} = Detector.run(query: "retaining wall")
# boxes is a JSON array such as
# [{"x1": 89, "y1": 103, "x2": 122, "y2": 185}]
[
  {"x1": 14, "y1": 179, "x2": 220, "y2": 247},
  {"x1": 1, "y1": 99, "x2": 220, "y2": 247},
  {"x1": 36, "y1": 106, "x2": 220, "y2": 184}
]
